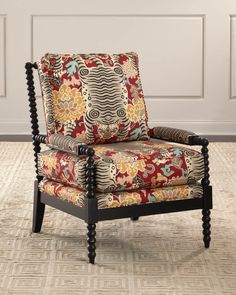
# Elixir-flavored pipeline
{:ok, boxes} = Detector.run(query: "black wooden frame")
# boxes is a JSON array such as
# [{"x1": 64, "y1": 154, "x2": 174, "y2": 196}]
[{"x1": 25, "y1": 62, "x2": 212, "y2": 264}]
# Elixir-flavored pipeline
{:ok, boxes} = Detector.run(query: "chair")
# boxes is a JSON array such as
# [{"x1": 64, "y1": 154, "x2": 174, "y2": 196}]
[{"x1": 25, "y1": 52, "x2": 212, "y2": 264}]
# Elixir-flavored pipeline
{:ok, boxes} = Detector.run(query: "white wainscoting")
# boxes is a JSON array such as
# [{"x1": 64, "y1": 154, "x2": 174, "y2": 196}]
[
  {"x1": 32, "y1": 15, "x2": 203, "y2": 98},
  {"x1": 230, "y1": 16, "x2": 236, "y2": 99},
  {"x1": 0, "y1": 15, "x2": 6, "y2": 97},
  {"x1": 0, "y1": 0, "x2": 236, "y2": 135}
]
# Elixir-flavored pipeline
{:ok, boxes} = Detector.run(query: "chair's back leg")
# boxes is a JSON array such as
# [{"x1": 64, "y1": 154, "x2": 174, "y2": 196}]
[
  {"x1": 25, "y1": 62, "x2": 41, "y2": 179},
  {"x1": 32, "y1": 180, "x2": 45, "y2": 233},
  {"x1": 131, "y1": 216, "x2": 139, "y2": 221}
]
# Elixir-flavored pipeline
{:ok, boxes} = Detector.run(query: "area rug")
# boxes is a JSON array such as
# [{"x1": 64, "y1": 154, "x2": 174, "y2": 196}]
[{"x1": 0, "y1": 142, "x2": 236, "y2": 294}]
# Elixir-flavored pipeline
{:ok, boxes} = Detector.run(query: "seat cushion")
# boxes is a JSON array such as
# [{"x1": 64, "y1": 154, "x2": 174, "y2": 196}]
[
  {"x1": 38, "y1": 140, "x2": 204, "y2": 193},
  {"x1": 37, "y1": 52, "x2": 149, "y2": 144},
  {"x1": 39, "y1": 178, "x2": 203, "y2": 209}
]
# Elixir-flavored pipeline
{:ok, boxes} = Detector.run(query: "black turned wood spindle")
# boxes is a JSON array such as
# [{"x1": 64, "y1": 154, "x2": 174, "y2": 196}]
[
  {"x1": 201, "y1": 138, "x2": 210, "y2": 187},
  {"x1": 25, "y1": 62, "x2": 45, "y2": 233},
  {"x1": 85, "y1": 148, "x2": 95, "y2": 199},
  {"x1": 25, "y1": 62, "x2": 42, "y2": 181},
  {"x1": 201, "y1": 138, "x2": 211, "y2": 248},
  {"x1": 202, "y1": 209, "x2": 211, "y2": 248},
  {"x1": 81, "y1": 147, "x2": 97, "y2": 264},
  {"x1": 87, "y1": 223, "x2": 96, "y2": 264}
]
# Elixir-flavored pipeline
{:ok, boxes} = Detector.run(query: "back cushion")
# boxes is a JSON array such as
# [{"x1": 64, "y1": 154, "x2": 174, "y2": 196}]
[{"x1": 37, "y1": 52, "x2": 149, "y2": 144}]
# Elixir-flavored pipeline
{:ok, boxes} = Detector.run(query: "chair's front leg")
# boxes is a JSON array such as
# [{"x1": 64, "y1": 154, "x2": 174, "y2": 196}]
[
  {"x1": 191, "y1": 136, "x2": 212, "y2": 248},
  {"x1": 87, "y1": 223, "x2": 96, "y2": 264},
  {"x1": 79, "y1": 146, "x2": 97, "y2": 264},
  {"x1": 86, "y1": 150, "x2": 96, "y2": 263},
  {"x1": 201, "y1": 139, "x2": 211, "y2": 248},
  {"x1": 202, "y1": 209, "x2": 211, "y2": 248}
]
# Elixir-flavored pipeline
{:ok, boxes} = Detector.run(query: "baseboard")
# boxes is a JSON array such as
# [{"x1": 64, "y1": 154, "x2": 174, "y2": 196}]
[
  {"x1": 206, "y1": 135, "x2": 236, "y2": 142},
  {"x1": 0, "y1": 134, "x2": 235, "y2": 142},
  {"x1": 1, "y1": 120, "x2": 236, "y2": 139},
  {"x1": 0, "y1": 135, "x2": 34, "y2": 142}
]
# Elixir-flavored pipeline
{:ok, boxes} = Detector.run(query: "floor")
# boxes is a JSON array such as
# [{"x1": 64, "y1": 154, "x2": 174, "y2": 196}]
[{"x1": 0, "y1": 142, "x2": 236, "y2": 294}]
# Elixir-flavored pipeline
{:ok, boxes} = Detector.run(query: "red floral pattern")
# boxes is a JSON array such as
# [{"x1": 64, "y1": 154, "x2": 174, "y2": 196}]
[
  {"x1": 39, "y1": 178, "x2": 203, "y2": 209},
  {"x1": 38, "y1": 140, "x2": 204, "y2": 192},
  {"x1": 37, "y1": 52, "x2": 149, "y2": 144}
]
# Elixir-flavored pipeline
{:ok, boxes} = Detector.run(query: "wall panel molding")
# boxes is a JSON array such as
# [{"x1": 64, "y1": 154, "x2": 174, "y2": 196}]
[
  {"x1": 31, "y1": 14, "x2": 205, "y2": 99},
  {"x1": 1, "y1": 3, "x2": 234, "y2": 136},
  {"x1": 0, "y1": 15, "x2": 6, "y2": 97},
  {"x1": 230, "y1": 15, "x2": 236, "y2": 99}
]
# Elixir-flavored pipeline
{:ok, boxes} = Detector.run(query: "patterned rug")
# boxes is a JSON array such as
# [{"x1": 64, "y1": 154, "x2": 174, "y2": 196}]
[{"x1": 0, "y1": 142, "x2": 236, "y2": 294}]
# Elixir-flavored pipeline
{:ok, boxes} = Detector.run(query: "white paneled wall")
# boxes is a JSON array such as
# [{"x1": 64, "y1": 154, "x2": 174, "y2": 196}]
[
  {"x1": 0, "y1": 16, "x2": 5, "y2": 97},
  {"x1": 0, "y1": 0, "x2": 236, "y2": 135},
  {"x1": 231, "y1": 16, "x2": 236, "y2": 99}
]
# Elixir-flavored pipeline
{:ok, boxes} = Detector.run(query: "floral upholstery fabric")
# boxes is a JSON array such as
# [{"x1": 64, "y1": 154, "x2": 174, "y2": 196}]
[
  {"x1": 37, "y1": 52, "x2": 149, "y2": 144},
  {"x1": 39, "y1": 178, "x2": 203, "y2": 209},
  {"x1": 38, "y1": 140, "x2": 204, "y2": 193}
]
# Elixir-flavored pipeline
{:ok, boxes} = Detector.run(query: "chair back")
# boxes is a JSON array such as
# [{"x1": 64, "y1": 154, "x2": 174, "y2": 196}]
[{"x1": 37, "y1": 52, "x2": 149, "y2": 144}]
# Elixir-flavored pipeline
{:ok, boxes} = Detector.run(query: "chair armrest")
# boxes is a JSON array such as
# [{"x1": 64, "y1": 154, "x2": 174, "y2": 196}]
[
  {"x1": 46, "y1": 133, "x2": 94, "y2": 156},
  {"x1": 149, "y1": 126, "x2": 199, "y2": 145}
]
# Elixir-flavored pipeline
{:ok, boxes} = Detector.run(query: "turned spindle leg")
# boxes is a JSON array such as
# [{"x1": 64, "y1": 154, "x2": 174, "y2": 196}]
[
  {"x1": 87, "y1": 223, "x2": 96, "y2": 264},
  {"x1": 200, "y1": 139, "x2": 211, "y2": 248},
  {"x1": 202, "y1": 209, "x2": 211, "y2": 248}
]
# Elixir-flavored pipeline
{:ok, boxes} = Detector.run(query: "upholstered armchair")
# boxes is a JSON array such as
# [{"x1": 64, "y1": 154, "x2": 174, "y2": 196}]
[{"x1": 25, "y1": 52, "x2": 212, "y2": 264}]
